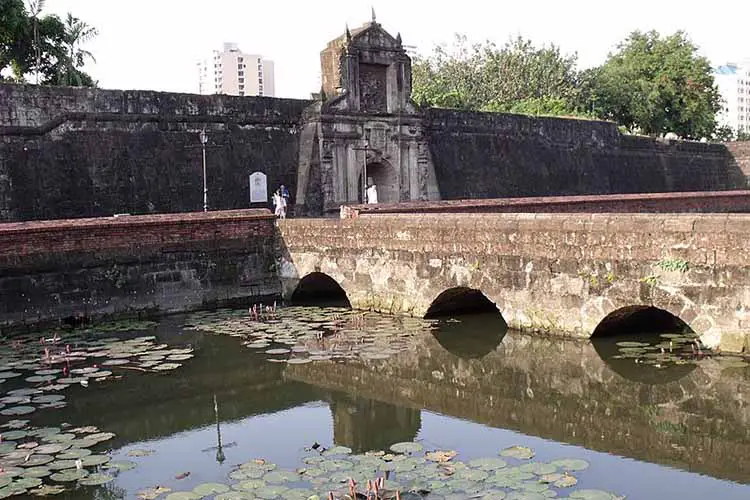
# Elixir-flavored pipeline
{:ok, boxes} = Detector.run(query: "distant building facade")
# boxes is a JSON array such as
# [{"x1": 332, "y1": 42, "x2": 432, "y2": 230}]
[
  {"x1": 197, "y1": 43, "x2": 275, "y2": 97},
  {"x1": 715, "y1": 61, "x2": 750, "y2": 135}
]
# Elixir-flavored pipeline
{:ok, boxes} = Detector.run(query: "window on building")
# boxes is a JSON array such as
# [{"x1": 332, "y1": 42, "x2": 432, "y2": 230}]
[
  {"x1": 239, "y1": 91, "x2": 244, "y2": 96},
  {"x1": 238, "y1": 64, "x2": 243, "y2": 70},
  {"x1": 238, "y1": 57, "x2": 244, "y2": 63}
]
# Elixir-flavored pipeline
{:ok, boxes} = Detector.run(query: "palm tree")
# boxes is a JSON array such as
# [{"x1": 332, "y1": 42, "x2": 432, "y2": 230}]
[
  {"x1": 57, "y1": 13, "x2": 98, "y2": 86},
  {"x1": 25, "y1": 0, "x2": 45, "y2": 83}
]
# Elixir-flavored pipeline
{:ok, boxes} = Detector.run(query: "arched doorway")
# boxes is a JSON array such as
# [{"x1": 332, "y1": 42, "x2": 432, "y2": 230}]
[{"x1": 360, "y1": 160, "x2": 399, "y2": 204}]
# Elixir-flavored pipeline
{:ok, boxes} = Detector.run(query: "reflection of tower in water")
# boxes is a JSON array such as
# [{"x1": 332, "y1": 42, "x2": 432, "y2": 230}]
[{"x1": 329, "y1": 393, "x2": 421, "y2": 454}]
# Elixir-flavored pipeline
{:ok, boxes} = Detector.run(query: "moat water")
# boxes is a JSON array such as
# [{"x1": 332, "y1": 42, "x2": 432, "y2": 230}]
[{"x1": 1, "y1": 306, "x2": 750, "y2": 500}]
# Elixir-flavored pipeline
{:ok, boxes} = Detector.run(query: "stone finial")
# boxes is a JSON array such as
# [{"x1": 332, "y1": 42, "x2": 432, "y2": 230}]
[
  {"x1": 396, "y1": 32, "x2": 402, "y2": 45},
  {"x1": 345, "y1": 24, "x2": 351, "y2": 42},
  {"x1": 371, "y1": 6, "x2": 376, "y2": 23}
]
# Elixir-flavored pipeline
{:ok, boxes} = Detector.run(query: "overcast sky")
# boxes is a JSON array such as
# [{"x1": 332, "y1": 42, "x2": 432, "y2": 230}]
[{"x1": 44, "y1": 0, "x2": 750, "y2": 99}]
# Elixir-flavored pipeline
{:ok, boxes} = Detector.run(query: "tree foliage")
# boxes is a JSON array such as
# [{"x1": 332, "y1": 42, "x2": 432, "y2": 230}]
[
  {"x1": 412, "y1": 30, "x2": 723, "y2": 138},
  {"x1": 0, "y1": 0, "x2": 97, "y2": 86},
  {"x1": 412, "y1": 35, "x2": 588, "y2": 117},
  {"x1": 591, "y1": 30, "x2": 721, "y2": 139}
]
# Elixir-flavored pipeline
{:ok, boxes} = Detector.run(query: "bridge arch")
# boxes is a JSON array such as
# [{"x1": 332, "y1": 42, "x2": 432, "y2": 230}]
[
  {"x1": 426, "y1": 287, "x2": 508, "y2": 359},
  {"x1": 591, "y1": 305, "x2": 693, "y2": 338},
  {"x1": 289, "y1": 272, "x2": 351, "y2": 308}
]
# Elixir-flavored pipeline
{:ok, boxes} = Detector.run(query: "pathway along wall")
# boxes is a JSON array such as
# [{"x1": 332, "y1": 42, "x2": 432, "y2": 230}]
[
  {"x1": 0, "y1": 209, "x2": 279, "y2": 331},
  {"x1": 278, "y1": 213, "x2": 750, "y2": 353}
]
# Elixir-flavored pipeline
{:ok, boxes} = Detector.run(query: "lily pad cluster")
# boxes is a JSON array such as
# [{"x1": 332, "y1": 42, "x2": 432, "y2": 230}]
[
  {"x1": 155, "y1": 442, "x2": 624, "y2": 500},
  {"x1": 0, "y1": 422, "x2": 138, "y2": 497},
  {"x1": 184, "y1": 307, "x2": 436, "y2": 364},
  {"x1": 0, "y1": 319, "x2": 196, "y2": 497},
  {"x1": 610, "y1": 334, "x2": 710, "y2": 368}
]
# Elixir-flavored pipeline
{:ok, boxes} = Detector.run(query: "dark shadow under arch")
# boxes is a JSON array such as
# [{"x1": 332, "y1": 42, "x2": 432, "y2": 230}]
[
  {"x1": 426, "y1": 287, "x2": 508, "y2": 359},
  {"x1": 289, "y1": 273, "x2": 351, "y2": 308},
  {"x1": 592, "y1": 306, "x2": 698, "y2": 385},
  {"x1": 592, "y1": 305, "x2": 692, "y2": 338}
]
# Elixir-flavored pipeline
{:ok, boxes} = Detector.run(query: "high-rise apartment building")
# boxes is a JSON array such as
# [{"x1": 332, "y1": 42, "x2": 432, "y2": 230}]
[
  {"x1": 715, "y1": 60, "x2": 750, "y2": 134},
  {"x1": 197, "y1": 43, "x2": 275, "y2": 97}
]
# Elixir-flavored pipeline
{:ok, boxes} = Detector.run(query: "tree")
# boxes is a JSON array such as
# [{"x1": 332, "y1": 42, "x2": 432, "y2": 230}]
[
  {"x1": 0, "y1": 0, "x2": 27, "y2": 79},
  {"x1": 0, "y1": 0, "x2": 97, "y2": 86},
  {"x1": 590, "y1": 30, "x2": 721, "y2": 139},
  {"x1": 50, "y1": 13, "x2": 98, "y2": 86},
  {"x1": 412, "y1": 35, "x2": 588, "y2": 117}
]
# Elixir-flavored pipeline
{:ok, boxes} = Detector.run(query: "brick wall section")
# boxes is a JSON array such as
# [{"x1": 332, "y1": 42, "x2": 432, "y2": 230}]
[
  {"x1": 0, "y1": 209, "x2": 279, "y2": 330},
  {"x1": 350, "y1": 190, "x2": 750, "y2": 215},
  {"x1": 0, "y1": 209, "x2": 274, "y2": 258}
]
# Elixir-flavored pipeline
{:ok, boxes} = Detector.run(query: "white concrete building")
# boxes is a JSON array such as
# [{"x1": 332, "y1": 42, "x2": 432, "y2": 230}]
[
  {"x1": 715, "y1": 61, "x2": 750, "y2": 135},
  {"x1": 197, "y1": 43, "x2": 275, "y2": 97}
]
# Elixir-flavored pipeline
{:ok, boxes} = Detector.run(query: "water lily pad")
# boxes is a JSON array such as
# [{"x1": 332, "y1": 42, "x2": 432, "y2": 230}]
[
  {"x1": 31, "y1": 396, "x2": 65, "y2": 405},
  {"x1": 12, "y1": 477, "x2": 42, "y2": 490},
  {"x1": 153, "y1": 363, "x2": 182, "y2": 371},
  {"x1": 500, "y1": 446, "x2": 535, "y2": 460},
  {"x1": 519, "y1": 462, "x2": 557, "y2": 475},
  {"x1": 21, "y1": 455, "x2": 55, "y2": 467},
  {"x1": 426, "y1": 450, "x2": 458, "y2": 463},
  {"x1": 21, "y1": 467, "x2": 52, "y2": 478},
  {"x1": 0, "y1": 406, "x2": 35, "y2": 416},
  {"x1": 138, "y1": 486, "x2": 172, "y2": 499},
  {"x1": 103, "y1": 460, "x2": 137, "y2": 472},
  {"x1": 322, "y1": 446, "x2": 352, "y2": 456},
  {"x1": 24, "y1": 376, "x2": 56, "y2": 384},
  {"x1": 265, "y1": 349, "x2": 291, "y2": 355},
  {"x1": 48, "y1": 460, "x2": 79, "y2": 471},
  {"x1": 0, "y1": 431, "x2": 27, "y2": 440},
  {"x1": 286, "y1": 358, "x2": 312, "y2": 364},
  {"x1": 254, "y1": 485, "x2": 289, "y2": 499},
  {"x1": 87, "y1": 432, "x2": 115, "y2": 443},
  {"x1": 43, "y1": 433, "x2": 75, "y2": 443},
  {"x1": 262, "y1": 471, "x2": 298, "y2": 484},
  {"x1": 549, "y1": 458, "x2": 589, "y2": 472},
  {"x1": 232, "y1": 479, "x2": 266, "y2": 491},
  {"x1": 468, "y1": 457, "x2": 508, "y2": 471},
  {"x1": 0, "y1": 478, "x2": 9, "y2": 490},
  {"x1": 216, "y1": 492, "x2": 254, "y2": 500},
  {"x1": 2, "y1": 420, "x2": 30, "y2": 430},
  {"x1": 554, "y1": 474, "x2": 578, "y2": 488},
  {"x1": 56, "y1": 449, "x2": 92, "y2": 460},
  {"x1": 34, "y1": 444, "x2": 69, "y2": 455},
  {"x1": 27, "y1": 484, "x2": 66, "y2": 496},
  {"x1": 87, "y1": 371, "x2": 113, "y2": 379},
  {"x1": 390, "y1": 442, "x2": 423, "y2": 454},
  {"x1": 165, "y1": 492, "x2": 200, "y2": 500},
  {"x1": 81, "y1": 455, "x2": 110, "y2": 467},
  {"x1": 0, "y1": 372, "x2": 22, "y2": 379},
  {"x1": 167, "y1": 355, "x2": 193, "y2": 362},
  {"x1": 192, "y1": 483, "x2": 230, "y2": 497},
  {"x1": 69, "y1": 438, "x2": 99, "y2": 449},
  {"x1": 50, "y1": 469, "x2": 89, "y2": 482},
  {"x1": 78, "y1": 473, "x2": 115, "y2": 486}
]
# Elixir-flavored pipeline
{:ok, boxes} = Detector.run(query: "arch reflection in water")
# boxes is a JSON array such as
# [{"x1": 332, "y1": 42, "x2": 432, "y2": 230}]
[
  {"x1": 425, "y1": 287, "x2": 508, "y2": 359},
  {"x1": 290, "y1": 272, "x2": 351, "y2": 308},
  {"x1": 592, "y1": 305, "x2": 702, "y2": 384},
  {"x1": 329, "y1": 393, "x2": 421, "y2": 454}
]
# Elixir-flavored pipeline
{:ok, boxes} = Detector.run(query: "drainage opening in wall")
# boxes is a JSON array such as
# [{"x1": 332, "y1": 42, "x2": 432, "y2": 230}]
[
  {"x1": 425, "y1": 287, "x2": 508, "y2": 359},
  {"x1": 592, "y1": 305, "x2": 700, "y2": 385},
  {"x1": 289, "y1": 272, "x2": 351, "y2": 308}
]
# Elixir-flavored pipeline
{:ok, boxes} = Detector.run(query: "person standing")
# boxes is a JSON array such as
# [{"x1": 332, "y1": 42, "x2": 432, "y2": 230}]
[{"x1": 366, "y1": 179, "x2": 378, "y2": 204}]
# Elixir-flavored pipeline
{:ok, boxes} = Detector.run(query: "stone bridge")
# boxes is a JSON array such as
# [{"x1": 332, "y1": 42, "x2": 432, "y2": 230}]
[{"x1": 278, "y1": 213, "x2": 750, "y2": 352}]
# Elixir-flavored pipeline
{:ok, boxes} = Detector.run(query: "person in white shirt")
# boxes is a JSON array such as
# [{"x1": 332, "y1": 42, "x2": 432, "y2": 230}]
[{"x1": 366, "y1": 182, "x2": 378, "y2": 204}]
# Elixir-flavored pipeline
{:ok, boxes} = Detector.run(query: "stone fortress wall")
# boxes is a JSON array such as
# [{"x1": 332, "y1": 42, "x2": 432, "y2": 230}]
[{"x1": 0, "y1": 83, "x2": 747, "y2": 222}]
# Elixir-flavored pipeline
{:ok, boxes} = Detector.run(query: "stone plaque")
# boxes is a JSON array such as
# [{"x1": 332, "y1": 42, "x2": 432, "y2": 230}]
[{"x1": 249, "y1": 172, "x2": 268, "y2": 203}]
